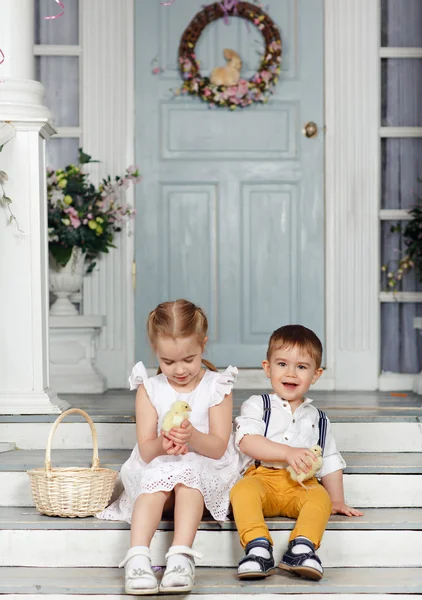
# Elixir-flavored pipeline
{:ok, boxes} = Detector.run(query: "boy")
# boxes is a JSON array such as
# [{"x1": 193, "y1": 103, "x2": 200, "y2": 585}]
[{"x1": 230, "y1": 325, "x2": 363, "y2": 581}]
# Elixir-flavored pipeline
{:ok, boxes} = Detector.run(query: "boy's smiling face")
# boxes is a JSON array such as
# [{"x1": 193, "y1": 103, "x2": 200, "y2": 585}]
[{"x1": 262, "y1": 344, "x2": 323, "y2": 409}]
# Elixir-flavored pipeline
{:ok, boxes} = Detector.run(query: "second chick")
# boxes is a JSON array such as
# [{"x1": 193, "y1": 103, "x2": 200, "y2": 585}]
[{"x1": 286, "y1": 445, "x2": 323, "y2": 490}]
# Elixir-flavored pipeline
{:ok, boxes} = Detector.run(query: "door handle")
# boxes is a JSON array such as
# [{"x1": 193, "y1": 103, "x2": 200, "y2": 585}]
[{"x1": 302, "y1": 121, "x2": 318, "y2": 138}]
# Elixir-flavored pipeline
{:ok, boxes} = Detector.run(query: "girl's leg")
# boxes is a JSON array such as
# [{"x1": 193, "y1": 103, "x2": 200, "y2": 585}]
[
  {"x1": 122, "y1": 490, "x2": 172, "y2": 595},
  {"x1": 130, "y1": 490, "x2": 172, "y2": 546},
  {"x1": 172, "y1": 483, "x2": 204, "y2": 546},
  {"x1": 160, "y1": 484, "x2": 204, "y2": 593}
]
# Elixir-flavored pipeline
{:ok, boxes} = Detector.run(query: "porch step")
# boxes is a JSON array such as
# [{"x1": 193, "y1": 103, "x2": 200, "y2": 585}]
[
  {"x1": 0, "y1": 566, "x2": 421, "y2": 597},
  {"x1": 1, "y1": 449, "x2": 421, "y2": 473},
  {"x1": 1, "y1": 420, "x2": 421, "y2": 452},
  {"x1": 0, "y1": 449, "x2": 421, "y2": 508},
  {"x1": 0, "y1": 507, "x2": 421, "y2": 568},
  {"x1": 1, "y1": 390, "x2": 420, "y2": 453},
  {"x1": 3, "y1": 506, "x2": 420, "y2": 530}
]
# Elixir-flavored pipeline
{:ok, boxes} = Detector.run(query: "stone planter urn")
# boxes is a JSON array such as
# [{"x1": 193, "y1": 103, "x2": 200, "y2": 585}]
[{"x1": 49, "y1": 247, "x2": 85, "y2": 316}]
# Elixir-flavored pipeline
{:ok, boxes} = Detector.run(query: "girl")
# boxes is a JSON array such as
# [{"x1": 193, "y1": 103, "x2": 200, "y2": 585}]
[{"x1": 98, "y1": 299, "x2": 239, "y2": 595}]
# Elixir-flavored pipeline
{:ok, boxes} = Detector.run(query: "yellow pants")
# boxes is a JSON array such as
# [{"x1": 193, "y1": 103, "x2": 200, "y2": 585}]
[{"x1": 230, "y1": 465, "x2": 332, "y2": 549}]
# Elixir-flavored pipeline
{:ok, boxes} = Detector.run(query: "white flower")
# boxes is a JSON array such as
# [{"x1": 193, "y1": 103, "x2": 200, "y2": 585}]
[{"x1": 50, "y1": 189, "x2": 64, "y2": 206}]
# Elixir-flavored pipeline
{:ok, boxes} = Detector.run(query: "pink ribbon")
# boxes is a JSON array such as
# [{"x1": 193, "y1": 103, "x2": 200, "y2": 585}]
[
  {"x1": 222, "y1": 0, "x2": 239, "y2": 9},
  {"x1": 44, "y1": 0, "x2": 65, "y2": 20},
  {"x1": 0, "y1": 0, "x2": 65, "y2": 70},
  {"x1": 221, "y1": 0, "x2": 239, "y2": 25}
]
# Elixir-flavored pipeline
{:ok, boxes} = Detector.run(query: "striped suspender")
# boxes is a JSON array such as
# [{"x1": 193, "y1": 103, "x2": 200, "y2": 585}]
[
  {"x1": 259, "y1": 396, "x2": 327, "y2": 455},
  {"x1": 254, "y1": 394, "x2": 272, "y2": 468},
  {"x1": 261, "y1": 393, "x2": 271, "y2": 437},
  {"x1": 317, "y1": 408, "x2": 328, "y2": 454}
]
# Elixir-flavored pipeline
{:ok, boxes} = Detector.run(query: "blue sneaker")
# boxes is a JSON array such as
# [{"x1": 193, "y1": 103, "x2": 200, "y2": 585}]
[
  {"x1": 279, "y1": 537, "x2": 323, "y2": 581},
  {"x1": 237, "y1": 538, "x2": 276, "y2": 579}
]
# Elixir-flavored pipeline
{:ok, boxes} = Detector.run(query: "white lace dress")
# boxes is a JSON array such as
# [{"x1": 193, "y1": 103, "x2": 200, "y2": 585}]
[{"x1": 97, "y1": 363, "x2": 240, "y2": 524}]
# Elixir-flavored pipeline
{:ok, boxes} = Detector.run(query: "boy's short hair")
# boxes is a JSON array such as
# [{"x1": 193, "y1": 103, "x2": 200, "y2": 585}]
[{"x1": 267, "y1": 325, "x2": 323, "y2": 368}]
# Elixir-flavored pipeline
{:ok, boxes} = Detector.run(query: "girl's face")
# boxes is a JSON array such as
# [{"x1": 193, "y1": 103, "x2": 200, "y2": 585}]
[{"x1": 155, "y1": 335, "x2": 206, "y2": 390}]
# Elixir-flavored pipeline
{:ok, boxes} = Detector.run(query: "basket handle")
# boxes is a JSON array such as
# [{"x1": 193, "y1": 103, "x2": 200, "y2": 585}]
[{"x1": 44, "y1": 408, "x2": 100, "y2": 472}]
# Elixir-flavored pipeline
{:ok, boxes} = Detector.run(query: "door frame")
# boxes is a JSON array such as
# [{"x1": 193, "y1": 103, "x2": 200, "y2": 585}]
[{"x1": 81, "y1": 0, "x2": 380, "y2": 390}]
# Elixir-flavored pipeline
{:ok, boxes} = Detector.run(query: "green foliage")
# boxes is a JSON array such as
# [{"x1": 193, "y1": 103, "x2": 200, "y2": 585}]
[
  {"x1": 49, "y1": 243, "x2": 73, "y2": 267},
  {"x1": 47, "y1": 149, "x2": 141, "y2": 270},
  {"x1": 382, "y1": 181, "x2": 422, "y2": 290}
]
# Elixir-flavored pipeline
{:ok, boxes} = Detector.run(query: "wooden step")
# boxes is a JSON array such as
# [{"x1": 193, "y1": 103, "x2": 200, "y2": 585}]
[
  {"x1": 0, "y1": 508, "x2": 421, "y2": 568},
  {"x1": 0, "y1": 566, "x2": 420, "y2": 597},
  {"x1": 1, "y1": 449, "x2": 421, "y2": 473},
  {"x1": 1, "y1": 421, "x2": 421, "y2": 451},
  {"x1": 1, "y1": 506, "x2": 420, "y2": 531},
  {"x1": 0, "y1": 450, "x2": 421, "y2": 508}
]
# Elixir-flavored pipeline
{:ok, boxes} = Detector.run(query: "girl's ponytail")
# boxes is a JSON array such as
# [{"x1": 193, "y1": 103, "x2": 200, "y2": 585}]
[{"x1": 202, "y1": 358, "x2": 218, "y2": 372}]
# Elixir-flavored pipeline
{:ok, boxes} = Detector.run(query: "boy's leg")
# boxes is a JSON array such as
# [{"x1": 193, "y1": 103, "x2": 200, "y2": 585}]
[
  {"x1": 230, "y1": 471, "x2": 275, "y2": 547},
  {"x1": 287, "y1": 480, "x2": 332, "y2": 548},
  {"x1": 278, "y1": 478, "x2": 332, "y2": 581},
  {"x1": 230, "y1": 470, "x2": 278, "y2": 578}
]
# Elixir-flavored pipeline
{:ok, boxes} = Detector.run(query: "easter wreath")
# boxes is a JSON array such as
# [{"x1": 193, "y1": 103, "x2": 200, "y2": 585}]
[{"x1": 177, "y1": 1, "x2": 282, "y2": 109}]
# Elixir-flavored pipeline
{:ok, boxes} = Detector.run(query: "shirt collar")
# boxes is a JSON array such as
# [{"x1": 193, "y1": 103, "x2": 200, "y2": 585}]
[{"x1": 273, "y1": 394, "x2": 314, "y2": 409}]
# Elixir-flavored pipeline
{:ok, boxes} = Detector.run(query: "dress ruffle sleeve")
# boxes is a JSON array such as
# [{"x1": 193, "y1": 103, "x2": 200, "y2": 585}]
[
  {"x1": 128, "y1": 362, "x2": 154, "y2": 403},
  {"x1": 210, "y1": 365, "x2": 238, "y2": 407}
]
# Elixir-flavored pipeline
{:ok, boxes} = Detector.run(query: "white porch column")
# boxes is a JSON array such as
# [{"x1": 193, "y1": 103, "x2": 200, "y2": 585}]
[
  {"x1": 0, "y1": 0, "x2": 69, "y2": 413},
  {"x1": 325, "y1": 0, "x2": 380, "y2": 390},
  {"x1": 80, "y1": 0, "x2": 135, "y2": 388}
]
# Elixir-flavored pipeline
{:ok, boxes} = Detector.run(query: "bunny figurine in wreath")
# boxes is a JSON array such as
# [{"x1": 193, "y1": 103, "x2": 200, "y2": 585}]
[{"x1": 210, "y1": 48, "x2": 242, "y2": 87}]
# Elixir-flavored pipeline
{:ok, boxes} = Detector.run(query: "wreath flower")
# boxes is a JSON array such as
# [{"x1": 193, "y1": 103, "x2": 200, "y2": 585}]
[{"x1": 177, "y1": 2, "x2": 282, "y2": 109}]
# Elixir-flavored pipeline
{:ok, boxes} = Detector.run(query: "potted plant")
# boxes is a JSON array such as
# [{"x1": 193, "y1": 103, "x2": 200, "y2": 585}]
[
  {"x1": 47, "y1": 149, "x2": 141, "y2": 315},
  {"x1": 382, "y1": 182, "x2": 422, "y2": 291}
]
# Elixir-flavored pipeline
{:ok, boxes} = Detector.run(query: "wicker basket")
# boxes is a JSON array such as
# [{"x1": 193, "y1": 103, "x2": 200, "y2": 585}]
[{"x1": 27, "y1": 408, "x2": 118, "y2": 518}]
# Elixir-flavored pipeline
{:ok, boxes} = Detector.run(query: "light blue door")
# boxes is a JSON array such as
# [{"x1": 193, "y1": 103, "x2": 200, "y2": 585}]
[{"x1": 135, "y1": 0, "x2": 324, "y2": 367}]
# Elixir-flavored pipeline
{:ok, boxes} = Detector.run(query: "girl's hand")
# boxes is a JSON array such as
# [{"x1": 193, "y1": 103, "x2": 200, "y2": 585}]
[
  {"x1": 331, "y1": 501, "x2": 364, "y2": 517},
  {"x1": 166, "y1": 419, "x2": 194, "y2": 445},
  {"x1": 161, "y1": 433, "x2": 188, "y2": 456},
  {"x1": 166, "y1": 442, "x2": 188, "y2": 455},
  {"x1": 284, "y1": 446, "x2": 317, "y2": 475}
]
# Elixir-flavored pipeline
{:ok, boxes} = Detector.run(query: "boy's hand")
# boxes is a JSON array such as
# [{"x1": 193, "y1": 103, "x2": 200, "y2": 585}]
[
  {"x1": 331, "y1": 501, "x2": 363, "y2": 517},
  {"x1": 166, "y1": 420, "x2": 193, "y2": 445},
  {"x1": 284, "y1": 446, "x2": 317, "y2": 475}
]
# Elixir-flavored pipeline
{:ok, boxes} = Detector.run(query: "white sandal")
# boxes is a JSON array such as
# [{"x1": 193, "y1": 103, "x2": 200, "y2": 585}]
[
  {"x1": 159, "y1": 546, "x2": 202, "y2": 593},
  {"x1": 119, "y1": 547, "x2": 159, "y2": 595}
]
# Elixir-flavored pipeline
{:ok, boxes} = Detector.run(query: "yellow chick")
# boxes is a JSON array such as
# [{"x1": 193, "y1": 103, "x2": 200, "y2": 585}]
[
  {"x1": 286, "y1": 445, "x2": 323, "y2": 490},
  {"x1": 161, "y1": 400, "x2": 192, "y2": 434}
]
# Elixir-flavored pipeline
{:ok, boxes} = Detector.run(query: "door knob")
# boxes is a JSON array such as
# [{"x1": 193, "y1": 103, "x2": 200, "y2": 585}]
[{"x1": 302, "y1": 121, "x2": 318, "y2": 138}]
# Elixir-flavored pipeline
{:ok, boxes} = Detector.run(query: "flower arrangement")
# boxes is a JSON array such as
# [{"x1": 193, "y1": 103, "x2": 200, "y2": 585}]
[
  {"x1": 382, "y1": 184, "x2": 422, "y2": 291},
  {"x1": 176, "y1": 2, "x2": 282, "y2": 110},
  {"x1": 47, "y1": 149, "x2": 141, "y2": 273}
]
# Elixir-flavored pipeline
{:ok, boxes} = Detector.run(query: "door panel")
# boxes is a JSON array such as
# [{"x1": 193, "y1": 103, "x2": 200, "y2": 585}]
[{"x1": 135, "y1": 0, "x2": 324, "y2": 366}]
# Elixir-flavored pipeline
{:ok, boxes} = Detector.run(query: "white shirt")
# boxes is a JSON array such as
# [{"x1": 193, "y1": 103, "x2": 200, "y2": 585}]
[{"x1": 235, "y1": 394, "x2": 346, "y2": 479}]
